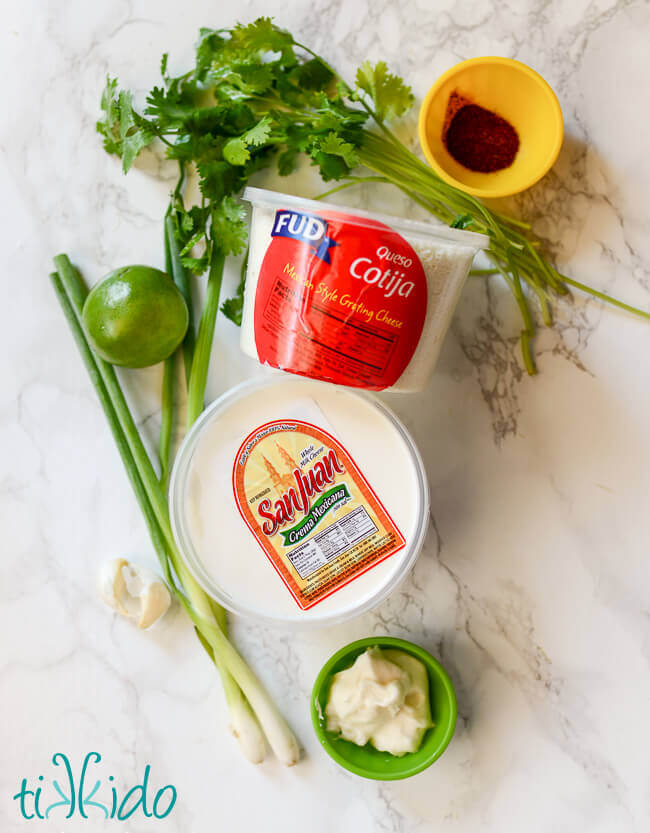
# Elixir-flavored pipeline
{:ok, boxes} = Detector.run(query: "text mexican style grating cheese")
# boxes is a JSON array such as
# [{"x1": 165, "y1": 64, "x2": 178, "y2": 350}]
[
  {"x1": 240, "y1": 188, "x2": 488, "y2": 392},
  {"x1": 169, "y1": 377, "x2": 429, "y2": 627}
]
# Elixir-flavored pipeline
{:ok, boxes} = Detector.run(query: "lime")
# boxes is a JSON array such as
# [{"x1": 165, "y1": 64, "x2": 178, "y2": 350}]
[{"x1": 82, "y1": 265, "x2": 189, "y2": 368}]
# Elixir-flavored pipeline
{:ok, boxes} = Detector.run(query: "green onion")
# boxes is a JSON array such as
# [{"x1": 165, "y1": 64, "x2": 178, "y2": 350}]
[
  {"x1": 158, "y1": 219, "x2": 176, "y2": 489},
  {"x1": 51, "y1": 254, "x2": 299, "y2": 765},
  {"x1": 186, "y1": 245, "x2": 225, "y2": 428},
  {"x1": 165, "y1": 211, "x2": 195, "y2": 386},
  {"x1": 158, "y1": 350, "x2": 176, "y2": 490}
]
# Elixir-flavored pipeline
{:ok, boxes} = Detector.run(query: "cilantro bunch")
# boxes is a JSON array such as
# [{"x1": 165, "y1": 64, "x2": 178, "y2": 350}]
[
  {"x1": 98, "y1": 18, "x2": 648, "y2": 378},
  {"x1": 97, "y1": 20, "x2": 411, "y2": 335}
]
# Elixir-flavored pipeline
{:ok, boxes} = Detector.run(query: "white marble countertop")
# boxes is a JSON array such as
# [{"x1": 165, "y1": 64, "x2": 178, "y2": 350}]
[{"x1": 2, "y1": 1, "x2": 650, "y2": 831}]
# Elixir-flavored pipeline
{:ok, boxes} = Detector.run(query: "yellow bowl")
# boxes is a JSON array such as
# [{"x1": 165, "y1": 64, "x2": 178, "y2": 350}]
[{"x1": 418, "y1": 57, "x2": 563, "y2": 198}]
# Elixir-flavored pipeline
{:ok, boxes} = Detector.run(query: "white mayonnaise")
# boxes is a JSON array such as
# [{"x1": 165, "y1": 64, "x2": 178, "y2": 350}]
[
  {"x1": 325, "y1": 647, "x2": 433, "y2": 756},
  {"x1": 169, "y1": 377, "x2": 429, "y2": 627}
]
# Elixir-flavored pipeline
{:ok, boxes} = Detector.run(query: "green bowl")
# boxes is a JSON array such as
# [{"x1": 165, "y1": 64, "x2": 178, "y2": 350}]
[{"x1": 311, "y1": 636, "x2": 457, "y2": 780}]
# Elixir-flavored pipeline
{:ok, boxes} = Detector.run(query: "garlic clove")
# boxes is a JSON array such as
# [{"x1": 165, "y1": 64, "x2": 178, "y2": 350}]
[
  {"x1": 98, "y1": 558, "x2": 131, "y2": 615},
  {"x1": 98, "y1": 558, "x2": 171, "y2": 629},
  {"x1": 137, "y1": 579, "x2": 172, "y2": 629}
]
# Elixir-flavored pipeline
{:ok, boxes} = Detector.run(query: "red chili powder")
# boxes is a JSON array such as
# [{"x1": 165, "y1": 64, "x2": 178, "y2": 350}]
[{"x1": 443, "y1": 92, "x2": 519, "y2": 173}]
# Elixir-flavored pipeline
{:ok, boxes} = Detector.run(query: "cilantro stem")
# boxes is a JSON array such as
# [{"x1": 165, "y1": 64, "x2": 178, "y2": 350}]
[
  {"x1": 165, "y1": 213, "x2": 195, "y2": 386},
  {"x1": 159, "y1": 222, "x2": 177, "y2": 489},
  {"x1": 353, "y1": 128, "x2": 650, "y2": 366},
  {"x1": 492, "y1": 212, "x2": 532, "y2": 231},
  {"x1": 559, "y1": 274, "x2": 650, "y2": 320},
  {"x1": 315, "y1": 176, "x2": 391, "y2": 200}
]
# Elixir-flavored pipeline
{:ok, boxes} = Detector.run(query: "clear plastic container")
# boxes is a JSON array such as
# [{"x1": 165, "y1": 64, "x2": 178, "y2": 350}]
[
  {"x1": 169, "y1": 376, "x2": 429, "y2": 628},
  {"x1": 240, "y1": 187, "x2": 488, "y2": 392}
]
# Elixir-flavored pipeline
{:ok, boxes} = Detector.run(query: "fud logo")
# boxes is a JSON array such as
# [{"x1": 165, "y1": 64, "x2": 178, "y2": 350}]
[
  {"x1": 271, "y1": 209, "x2": 339, "y2": 263},
  {"x1": 12, "y1": 752, "x2": 177, "y2": 821}
]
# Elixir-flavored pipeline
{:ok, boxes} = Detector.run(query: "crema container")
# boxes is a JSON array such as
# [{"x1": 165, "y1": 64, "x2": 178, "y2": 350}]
[
  {"x1": 169, "y1": 376, "x2": 429, "y2": 628},
  {"x1": 240, "y1": 187, "x2": 488, "y2": 392}
]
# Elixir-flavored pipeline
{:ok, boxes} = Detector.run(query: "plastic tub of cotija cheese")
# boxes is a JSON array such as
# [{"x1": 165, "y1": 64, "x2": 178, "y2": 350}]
[
  {"x1": 240, "y1": 187, "x2": 488, "y2": 392},
  {"x1": 169, "y1": 376, "x2": 429, "y2": 628}
]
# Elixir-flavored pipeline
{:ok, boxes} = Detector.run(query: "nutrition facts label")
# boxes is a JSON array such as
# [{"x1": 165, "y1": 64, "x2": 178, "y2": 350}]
[
  {"x1": 261, "y1": 282, "x2": 399, "y2": 382},
  {"x1": 310, "y1": 303, "x2": 397, "y2": 373},
  {"x1": 286, "y1": 506, "x2": 378, "y2": 579}
]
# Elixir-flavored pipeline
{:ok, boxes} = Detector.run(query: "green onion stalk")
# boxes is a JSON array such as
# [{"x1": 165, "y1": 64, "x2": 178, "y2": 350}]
[
  {"x1": 186, "y1": 242, "x2": 225, "y2": 427},
  {"x1": 51, "y1": 254, "x2": 299, "y2": 766}
]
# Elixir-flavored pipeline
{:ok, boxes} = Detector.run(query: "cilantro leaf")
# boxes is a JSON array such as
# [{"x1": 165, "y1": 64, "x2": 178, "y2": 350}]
[
  {"x1": 355, "y1": 60, "x2": 414, "y2": 122},
  {"x1": 181, "y1": 253, "x2": 210, "y2": 274},
  {"x1": 222, "y1": 137, "x2": 250, "y2": 165},
  {"x1": 277, "y1": 147, "x2": 298, "y2": 176},
  {"x1": 145, "y1": 82, "x2": 200, "y2": 131},
  {"x1": 450, "y1": 213, "x2": 474, "y2": 230},
  {"x1": 196, "y1": 158, "x2": 245, "y2": 203},
  {"x1": 221, "y1": 276, "x2": 245, "y2": 325},
  {"x1": 221, "y1": 287, "x2": 245, "y2": 325},
  {"x1": 307, "y1": 131, "x2": 361, "y2": 180},
  {"x1": 211, "y1": 196, "x2": 248, "y2": 256},
  {"x1": 169, "y1": 203, "x2": 211, "y2": 275},
  {"x1": 226, "y1": 17, "x2": 294, "y2": 60},
  {"x1": 317, "y1": 133, "x2": 359, "y2": 168},
  {"x1": 221, "y1": 247, "x2": 248, "y2": 326},
  {"x1": 208, "y1": 63, "x2": 275, "y2": 95},
  {"x1": 243, "y1": 115, "x2": 273, "y2": 146},
  {"x1": 223, "y1": 115, "x2": 272, "y2": 165},
  {"x1": 96, "y1": 76, "x2": 121, "y2": 155},
  {"x1": 118, "y1": 90, "x2": 155, "y2": 172},
  {"x1": 290, "y1": 58, "x2": 334, "y2": 91},
  {"x1": 195, "y1": 28, "x2": 228, "y2": 81},
  {"x1": 309, "y1": 151, "x2": 349, "y2": 181},
  {"x1": 232, "y1": 64, "x2": 275, "y2": 94},
  {"x1": 96, "y1": 78, "x2": 156, "y2": 172}
]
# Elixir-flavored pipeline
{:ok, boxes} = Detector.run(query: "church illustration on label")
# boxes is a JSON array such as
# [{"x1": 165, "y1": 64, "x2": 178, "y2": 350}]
[{"x1": 262, "y1": 442, "x2": 300, "y2": 495}]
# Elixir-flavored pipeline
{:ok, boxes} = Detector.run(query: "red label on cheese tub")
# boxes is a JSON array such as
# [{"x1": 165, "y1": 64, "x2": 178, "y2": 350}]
[{"x1": 253, "y1": 207, "x2": 428, "y2": 390}]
